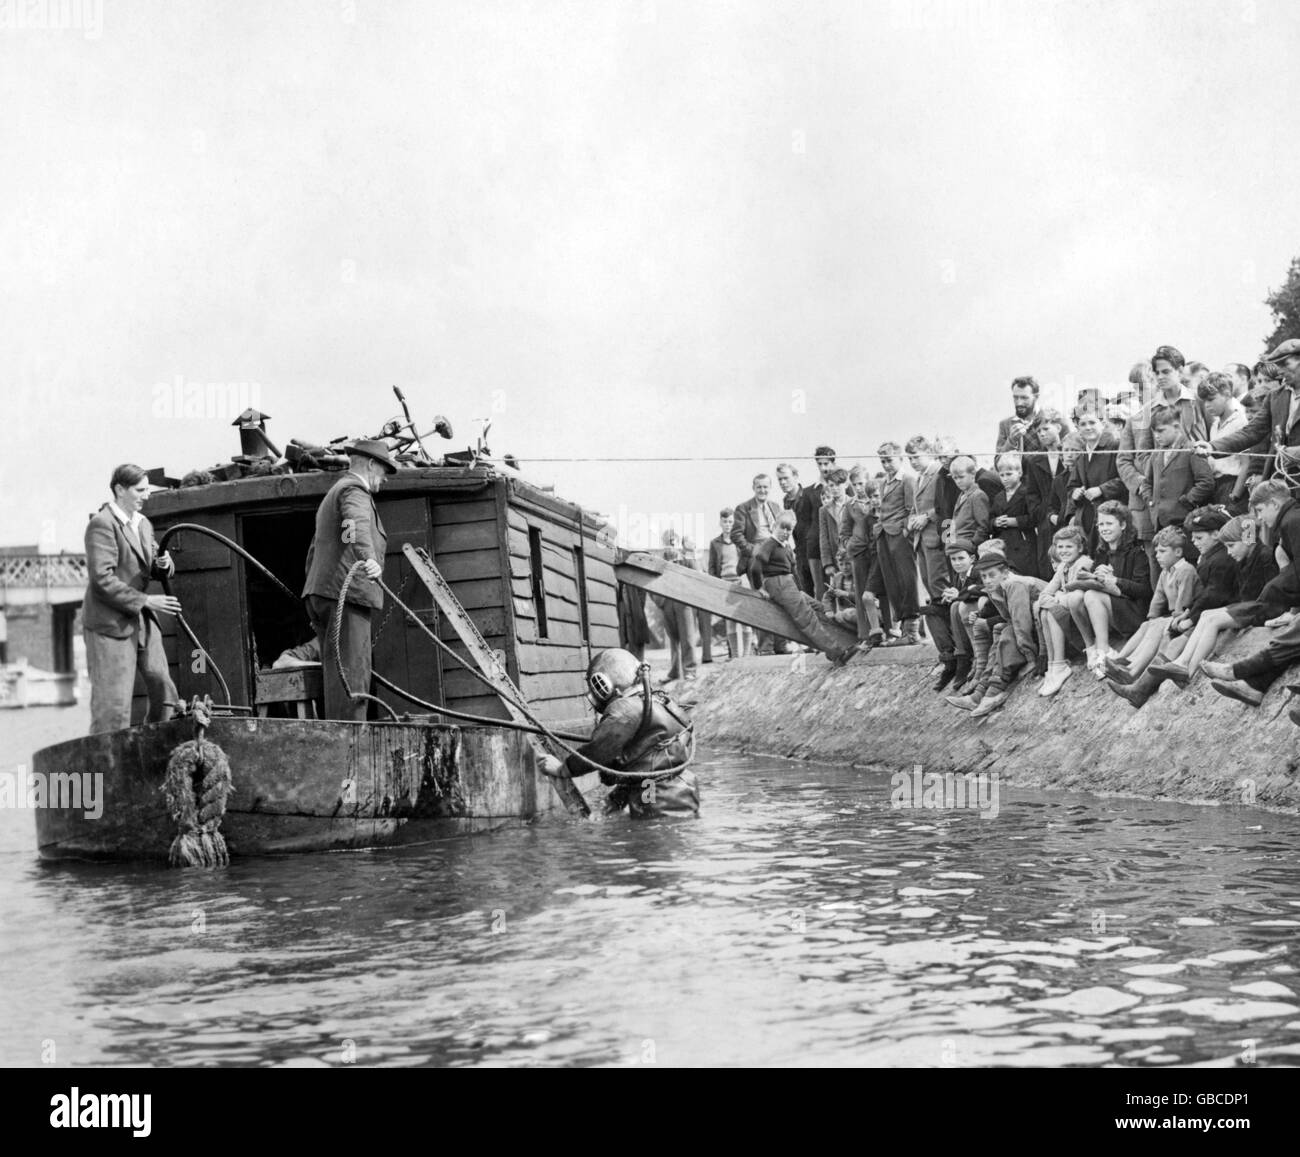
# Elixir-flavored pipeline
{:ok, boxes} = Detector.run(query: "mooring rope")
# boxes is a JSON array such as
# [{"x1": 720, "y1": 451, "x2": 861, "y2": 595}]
[{"x1": 161, "y1": 698, "x2": 234, "y2": 867}]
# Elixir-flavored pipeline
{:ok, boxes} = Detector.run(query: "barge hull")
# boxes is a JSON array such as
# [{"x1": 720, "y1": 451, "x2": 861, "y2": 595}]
[{"x1": 31, "y1": 716, "x2": 566, "y2": 862}]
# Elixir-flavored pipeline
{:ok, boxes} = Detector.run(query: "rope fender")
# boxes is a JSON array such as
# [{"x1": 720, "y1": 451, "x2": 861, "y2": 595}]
[{"x1": 161, "y1": 697, "x2": 235, "y2": 867}]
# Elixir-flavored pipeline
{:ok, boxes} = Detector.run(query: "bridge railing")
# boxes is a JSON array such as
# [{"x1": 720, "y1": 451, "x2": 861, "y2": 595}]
[{"x1": 0, "y1": 554, "x2": 88, "y2": 589}]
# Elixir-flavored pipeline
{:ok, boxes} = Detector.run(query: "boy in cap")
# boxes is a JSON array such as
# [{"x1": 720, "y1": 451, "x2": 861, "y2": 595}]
[
  {"x1": 948, "y1": 548, "x2": 1045, "y2": 717},
  {"x1": 919, "y1": 538, "x2": 982, "y2": 692}
]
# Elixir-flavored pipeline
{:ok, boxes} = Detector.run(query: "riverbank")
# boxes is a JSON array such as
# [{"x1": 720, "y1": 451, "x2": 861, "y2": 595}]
[{"x1": 684, "y1": 628, "x2": 1300, "y2": 814}]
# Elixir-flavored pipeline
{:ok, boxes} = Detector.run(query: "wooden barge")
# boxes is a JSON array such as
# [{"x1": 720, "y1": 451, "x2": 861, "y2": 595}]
[{"x1": 32, "y1": 465, "x2": 625, "y2": 861}]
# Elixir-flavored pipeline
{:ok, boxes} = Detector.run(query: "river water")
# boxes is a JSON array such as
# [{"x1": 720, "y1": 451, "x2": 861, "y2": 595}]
[{"x1": 2, "y1": 703, "x2": 1299, "y2": 1067}]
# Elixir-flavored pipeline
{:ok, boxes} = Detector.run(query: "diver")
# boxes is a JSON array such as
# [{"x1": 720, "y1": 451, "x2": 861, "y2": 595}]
[{"x1": 539, "y1": 648, "x2": 700, "y2": 818}]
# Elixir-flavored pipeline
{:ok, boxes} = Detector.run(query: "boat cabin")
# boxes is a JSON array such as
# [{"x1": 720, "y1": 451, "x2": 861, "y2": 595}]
[{"x1": 141, "y1": 466, "x2": 621, "y2": 729}]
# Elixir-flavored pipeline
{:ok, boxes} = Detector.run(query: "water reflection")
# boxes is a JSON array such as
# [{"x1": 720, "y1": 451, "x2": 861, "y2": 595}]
[{"x1": 1, "y1": 753, "x2": 1298, "y2": 1067}]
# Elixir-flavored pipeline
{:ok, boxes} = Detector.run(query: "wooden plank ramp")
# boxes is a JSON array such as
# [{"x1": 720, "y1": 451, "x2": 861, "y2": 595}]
[
  {"x1": 614, "y1": 551, "x2": 859, "y2": 651},
  {"x1": 402, "y1": 543, "x2": 591, "y2": 817}
]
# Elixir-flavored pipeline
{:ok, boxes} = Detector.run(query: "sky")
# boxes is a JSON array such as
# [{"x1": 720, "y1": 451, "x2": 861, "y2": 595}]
[{"x1": 3, "y1": 0, "x2": 1299, "y2": 553}]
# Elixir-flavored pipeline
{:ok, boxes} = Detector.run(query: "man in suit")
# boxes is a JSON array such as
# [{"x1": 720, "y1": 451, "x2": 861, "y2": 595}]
[
  {"x1": 83, "y1": 465, "x2": 183, "y2": 734},
  {"x1": 302, "y1": 439, "x2": 396, "y2": 720},
  {"x1": 1197, "y1": 339, "x2": 1300, "y2": 493},
  {"x1": 730, "y1": 473, "x2": 784, "y2": 654}
]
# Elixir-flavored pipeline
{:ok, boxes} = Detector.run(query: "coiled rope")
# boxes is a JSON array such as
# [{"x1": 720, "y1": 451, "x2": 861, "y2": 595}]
[{"x1": 161, "y1": 697, "x2": 234, "y2": 867}]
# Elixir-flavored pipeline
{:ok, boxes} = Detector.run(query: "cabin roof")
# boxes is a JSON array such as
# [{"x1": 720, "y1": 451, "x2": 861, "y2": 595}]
[{"x1": 144, "y1": 464, "x2": 609, "y2": 532}]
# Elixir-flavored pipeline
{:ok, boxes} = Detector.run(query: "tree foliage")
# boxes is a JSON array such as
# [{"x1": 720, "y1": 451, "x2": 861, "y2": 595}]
[{"x1": 1264, "y1": 256, "x2": 1300, "y2": 350}]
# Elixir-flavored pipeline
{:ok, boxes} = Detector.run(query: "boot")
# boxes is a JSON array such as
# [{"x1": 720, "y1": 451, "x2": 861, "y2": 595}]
[
  {"x1": 1105, "y1": 655, "x2": 1138, "y2": 685},
  {"x1": 932, "y1": 658, "x2": 958, "y2": 692},
  {"x1": 1105, "y1": 669, "x2": 1162, "y2": 708},
  {"x1": 1146, "y1": 659, "x2": 1190, "y2": 689},
  {"x1": 950, "y1": 653, "x2": 972, "y2": 689},
  {"x1": 945, "y1": 690, "x2": 983, "y2": 710},
  {"x1": 1038, "y1": 660, "x2": 1072, "y2": 697}
]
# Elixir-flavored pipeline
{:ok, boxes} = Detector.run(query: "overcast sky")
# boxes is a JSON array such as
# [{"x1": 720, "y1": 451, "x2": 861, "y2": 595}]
[{"x1": 4, "y1": 0, "x2": 1298, "y2": 553}]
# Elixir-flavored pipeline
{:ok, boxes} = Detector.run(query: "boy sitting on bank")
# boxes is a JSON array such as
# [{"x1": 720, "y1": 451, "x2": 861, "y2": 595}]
[
  {"x1": 1103, "y1": 524, "x2": 1199, "y2": 706},
  {"x1": 919, "y1": 537, "x2": 982, "y2": 692},
  {"x1": 946, "y1": 544, "x2": 1046, "y2": 717},
  {"x1": 1150, "y1": 513, "x2": 1278, "y2": 689}
]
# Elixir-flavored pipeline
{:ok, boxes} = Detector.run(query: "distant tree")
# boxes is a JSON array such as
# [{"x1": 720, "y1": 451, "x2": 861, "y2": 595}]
[{"x1": 1264, "y1": 256, "x2": 1300, "y2": 349}]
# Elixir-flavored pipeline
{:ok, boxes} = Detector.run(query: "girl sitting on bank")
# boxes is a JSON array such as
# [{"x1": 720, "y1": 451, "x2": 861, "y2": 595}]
[
  {"x1": 1064, "y1": 500, "x2": 1153, "y2": 678},
  {"x1": 1035, "y1": 525, "x2": 1092, "y2": 697}
]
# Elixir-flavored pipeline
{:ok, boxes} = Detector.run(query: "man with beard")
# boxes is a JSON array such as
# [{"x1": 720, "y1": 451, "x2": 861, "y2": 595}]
[{"x1": 996, "y1": 376, "x2": 1046, "y2": 455}]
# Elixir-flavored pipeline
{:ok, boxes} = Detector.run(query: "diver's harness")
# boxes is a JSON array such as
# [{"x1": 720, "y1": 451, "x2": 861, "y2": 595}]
[{"x1": 595, "y1": 662, "x2": 696, "y2": 787}]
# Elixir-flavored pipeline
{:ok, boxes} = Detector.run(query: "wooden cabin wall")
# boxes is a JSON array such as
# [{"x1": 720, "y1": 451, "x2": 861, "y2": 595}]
[
  {"x1": 426, "y1": 489, "x2": 513, "y2": 722},
  {"x1": 372, "y1": 496, "x2": 442, "y2": 718},
  {"x1": 505, "y1": 488, "x2": 621, "y2": 727},
  {"x1": 144, "y1": 510, "x2": 247, "y2": 717}
]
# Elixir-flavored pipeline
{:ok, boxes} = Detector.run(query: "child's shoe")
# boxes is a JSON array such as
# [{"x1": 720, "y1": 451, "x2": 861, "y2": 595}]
[{"x1": 1038, "y1": 661, "x2": 1072, "y2": 697}]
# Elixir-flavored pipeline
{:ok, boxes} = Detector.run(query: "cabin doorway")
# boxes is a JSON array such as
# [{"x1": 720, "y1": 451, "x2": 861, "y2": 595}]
[{"x1": 240, "y1": 510, "x2": 320, "y2": 716}]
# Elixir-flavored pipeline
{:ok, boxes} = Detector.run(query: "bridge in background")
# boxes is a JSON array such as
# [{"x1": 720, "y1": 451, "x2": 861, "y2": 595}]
[{"x1": 1, "y1": 551, "x2": 86, "y2": 695}]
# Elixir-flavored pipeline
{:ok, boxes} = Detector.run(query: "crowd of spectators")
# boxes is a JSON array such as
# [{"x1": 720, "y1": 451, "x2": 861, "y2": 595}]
[{"x1": 641, "y1": 339, "x2": 1300, "y2": 719}]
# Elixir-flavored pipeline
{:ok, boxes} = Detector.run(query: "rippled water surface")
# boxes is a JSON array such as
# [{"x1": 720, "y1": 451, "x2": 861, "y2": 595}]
[{"x1": 3, "y1": 705, "x2": 1299, "y2": 1067}]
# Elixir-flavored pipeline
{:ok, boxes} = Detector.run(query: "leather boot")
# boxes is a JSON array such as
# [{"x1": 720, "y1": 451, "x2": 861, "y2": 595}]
[
  {"x1": 932, "y1": 658, "x2": 958, "y2": 692},
  {"x1": 1105, "y1": 669, "x2": 1162, "y2": 708},
  {"x1": 947, "y1": 654, "x2": 971, "y2": 692}
]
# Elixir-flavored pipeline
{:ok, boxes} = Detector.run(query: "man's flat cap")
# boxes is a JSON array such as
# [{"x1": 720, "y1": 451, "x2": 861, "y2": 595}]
[{"x1": 1264, "y1": 338, "x2": 1300, "y2": 364}]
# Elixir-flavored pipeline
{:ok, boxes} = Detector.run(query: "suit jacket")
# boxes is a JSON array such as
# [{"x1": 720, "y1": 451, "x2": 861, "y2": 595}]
[
  {"x1": 949, "y1": 487, "x2": 991, "y2": 547},
  {"x1": 1213, "y1": 383, "x2": 1300, "y2": 482},
  {"x1": 730, "y1": 496, "x2": 783, "y2": 571},
  {"x1": 83, "y1": 506, "x2": 173, "y2": 638},
  {"x1": 840, "y1": 499, "x2": 877, "y2": 561},
  {"x1": 819, "y1": 498, "x2": 850, "y2": 565},
  {"x1": 302, "y1": 474, "x2": 388, "y2": 610},
  {"x1": 1115, "y1": 418, "x2": 1155, "y2": 537},
  {"x1": 1147, "y1": 437, "x2": 1215, "y2": 529},
  {"x1": 785, "y1": 485, "x2": 821, "y2": 555}
]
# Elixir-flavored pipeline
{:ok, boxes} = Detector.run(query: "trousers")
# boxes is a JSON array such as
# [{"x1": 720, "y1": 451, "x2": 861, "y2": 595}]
[
  {"x1": 1233, "y1": 613, "x2": 1300, "y2": 690},
  {"x1": 761, "y1": 574, "x2": 848, "y2": 657},
  {"x1": 874, "y1": 532, "x2": 919, "y2": 621},
  {"x1": 306, "y1": 595, "x2": 373, "y2": 721},
  {"x1": 85, "y1": 616, "x2": 178, "y2": 735}
]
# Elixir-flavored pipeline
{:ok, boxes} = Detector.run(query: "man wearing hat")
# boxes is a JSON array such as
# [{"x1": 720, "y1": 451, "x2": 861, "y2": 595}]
[
  {"x1": 302, "y1": 439, "x2": 397, "y2": 720},
  {"x1": 1196, "y1": 338, "x2": 1300, "y2": 491}
]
